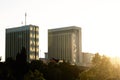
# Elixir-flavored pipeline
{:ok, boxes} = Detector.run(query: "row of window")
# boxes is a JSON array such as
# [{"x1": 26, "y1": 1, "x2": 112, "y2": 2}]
[
  {"x1": 30, "y1": 41, "x2": 39, "y2": 46},
  {"x1": 30, "y1": 47, "x2": 39, "y2": 52},
  {"x1": 30, "y1": 54, "x2": 39, "y2": 60},
  {"x1": 30, "y1": 27, "x2": 39, "y2": 31},
  {"x1": 30, "y1": 33, "x2": 39, "y2": 38}
]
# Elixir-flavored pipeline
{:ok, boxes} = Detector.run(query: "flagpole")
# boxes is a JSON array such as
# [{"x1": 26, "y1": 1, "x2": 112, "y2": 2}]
[{"x1": 25, "y1": 13, "x2": 27, "y2": 25}]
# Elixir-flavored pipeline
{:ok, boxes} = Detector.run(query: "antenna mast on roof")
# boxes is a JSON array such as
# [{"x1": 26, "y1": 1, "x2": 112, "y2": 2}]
[{"x1": 25, "y1": 12, "x2": 27, "y2": 25}]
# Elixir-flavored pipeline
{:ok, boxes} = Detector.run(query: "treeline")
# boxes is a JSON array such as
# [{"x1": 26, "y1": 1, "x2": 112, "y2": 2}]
[
  {"x1": 0, "y1": 48, "x2": 86, "y2": 80},
  {"x1": 80, "y1": 53, "x2": 120, "y2": 80},
  {"x1": 0, "y1": 47, "x2": 120, "y2": 80}
]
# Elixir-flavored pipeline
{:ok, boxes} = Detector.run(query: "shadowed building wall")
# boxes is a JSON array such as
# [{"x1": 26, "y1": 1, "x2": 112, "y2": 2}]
[
  {"x1": 48, "y1": 26, "x2": 82, "y2": 65},
  {"x1": 6, "y1": 25, "x2": 39, "y2": 61}
]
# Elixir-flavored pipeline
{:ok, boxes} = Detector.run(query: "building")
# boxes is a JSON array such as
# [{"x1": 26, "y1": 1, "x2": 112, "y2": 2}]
[
  {"x1": 45, "y1": 52, "x2": 48, "y2": 60},
  {"x1": 6, "y1": 25, "x2": 39, "y2": 61},
  {"x1": 0, "y1": 56, "x2": 1, "y2": 61},
  {"x1": 48, "y1": 26, "x2": 82, "y2": 65},
  {"x1": 82, "y1": 52, "x2": 94, "y2": 67}
]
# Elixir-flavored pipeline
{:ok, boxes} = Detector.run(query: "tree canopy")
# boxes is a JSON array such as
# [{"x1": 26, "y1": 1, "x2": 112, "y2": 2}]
[{"x1": 80, "y1": 53, "x2": 120, "y2": 80}]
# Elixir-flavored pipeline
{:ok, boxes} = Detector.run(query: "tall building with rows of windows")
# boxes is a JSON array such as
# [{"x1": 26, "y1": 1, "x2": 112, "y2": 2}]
[
  {"x1": 5, "y1": 25, "x2": 39, "y2": 61},
  {"x1": 48, "y1": 26, "x2": 82, "y2": 65}
]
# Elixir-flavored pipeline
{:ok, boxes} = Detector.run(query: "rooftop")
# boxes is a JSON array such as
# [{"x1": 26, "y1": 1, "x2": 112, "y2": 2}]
[
  {"x1": 6, "y1": 24, "x2": 38, "y2": 33},
  {"x1": 48, "y1": 26, "x2": 81, "y2": 32}
]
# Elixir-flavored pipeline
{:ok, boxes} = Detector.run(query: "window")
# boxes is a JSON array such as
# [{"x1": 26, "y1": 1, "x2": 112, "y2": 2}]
[
  {"x1": 36, "y1": 56, "x2": 39, "y2": 60},
  {"x1": 30, "y1": 33, "x2": 32, "y2": 37},
  {"x1": 33, "y1": 48, "x2": 35, "y2": 52},
  {"x1": 33, "y1": 41, "x2": 35, "y2": 45},
  {"x1": 30, "y1": 47, "x2": 32, "y2": 51},
  {"x1": 36, "y1": 42, "x2": 39, "y2": 45},
  {"x1": 30, "y1": 47, "x2": 36, "y2": 52},
  {"x1": 36, "y1": 48, "x2": 39, "y2": 52},
  {"x1": 30, "y1": 27, "x2": 33, "y2": 30},
  {"x1": 30, "y1": 54, "x2": 35, "y2": 59},
  {"x1": 30, "y1": 40, "x2": 32, "y2": 45},
  {"x1": 36, "y1": 34, "x2": 39, "y2": 38},
  {"x1": 36, "y1": 28, "x2": 39, "y2": 31},
  {"x1": 33, "y1": 34, "x2": 35, "y2": 38}
]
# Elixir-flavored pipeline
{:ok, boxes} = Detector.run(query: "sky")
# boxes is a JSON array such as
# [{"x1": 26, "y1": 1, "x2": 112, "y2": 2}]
[{"x1": 0, "y1": 0, "x2": 120, "y2": 61}]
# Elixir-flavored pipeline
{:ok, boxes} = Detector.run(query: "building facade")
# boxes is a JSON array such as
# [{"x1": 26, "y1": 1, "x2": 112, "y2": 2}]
[
  {"x1": 82, "y1": 52, "x2": 94, "y2": 67},
  {"x1": 48, "y1": 26, "x2": 82, "y2": 65},
  {"x1": 6, "y1": 25, "x2": 39, "y2": 61}
]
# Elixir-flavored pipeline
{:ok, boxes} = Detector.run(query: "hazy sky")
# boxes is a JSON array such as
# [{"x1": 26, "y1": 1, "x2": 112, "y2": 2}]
[{"x1": 1, "y1": 0, "x2": 120, "y2": 61}]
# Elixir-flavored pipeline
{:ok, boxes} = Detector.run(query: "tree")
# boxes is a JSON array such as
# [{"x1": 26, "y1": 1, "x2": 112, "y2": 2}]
[
  {"x1": 30, "y1": 60, "x2": 48, "y2": 78},
  {"x1": 15, "y1": 47, "x2": 29, "y2": 80},
  {"x1": 92, "y1": 53, "x2": 101, "y2": 65},
  {"x1": 45, "y1": 62, "x2": 61, "y2": 80},
  {"x1": 16, "y1": 47, "x2": 27, "y2": 63},
  {"x1": 59, "y1": 62, "x2": 80, "y2": 80},
  {"x1": 24, "y1": 69, "x2": 45, "y2": 80},
  {"x1": 80, "y1": 53, "x2": 114, "y2": 80}
]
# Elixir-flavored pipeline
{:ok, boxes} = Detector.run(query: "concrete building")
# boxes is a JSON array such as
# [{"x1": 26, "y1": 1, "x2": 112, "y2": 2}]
[
  {"x1": 48, "y1": 26, "x2": 82, "y2": 65},
  {"x1": 6, "y1": 25, "x2": 39, "y2": 61},
  {"x1": 82, "y1": 52, "x2": 94, "y2": 67},
  {"x1": 45, "y1": 52, "x2": 48, "y2": 60}
]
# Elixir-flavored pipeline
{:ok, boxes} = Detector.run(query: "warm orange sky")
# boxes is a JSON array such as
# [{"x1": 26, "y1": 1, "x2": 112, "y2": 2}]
[{"x1": 1, "y1": 0, "x2": 120, "y2": 61}]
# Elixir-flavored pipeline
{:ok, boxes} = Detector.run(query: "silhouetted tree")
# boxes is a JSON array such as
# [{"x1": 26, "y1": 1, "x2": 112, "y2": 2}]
[
  {"x1": 0, "y1": 62, "x2": 6, "y2": 80},
  {"x1": 15, "y1": 47, "x2": 29, "y2": 80},
  {"x1": 24, "y1": 69, "x2": 45, "y2": 80},
  {"x1": 30, "y1": 60, "x2": 48, "y2": 80},
  {"x1": 46, "y1": 62, "x2": 62, "y2": 80},
  {"x1": 16, "y1": 47, "x2": 27, "y2": 63},
  {"x1": 5, "y1": 57, "x2": 16, "y2": 80},
  {"x1": 59, "y1": 62, "x2": 80, "y2": 80}
]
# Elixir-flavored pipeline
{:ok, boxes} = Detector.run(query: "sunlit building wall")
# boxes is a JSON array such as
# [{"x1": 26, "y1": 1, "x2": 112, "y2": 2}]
[
  {"x1": 48, "y1": 26, "x2": 82, "y2": 65},
  {"x1": 82, "y1": 52, "x2": 95, "y2": 67},
  {"x1": 6, "y1": 25, "x2": 39, "y2": 61}
]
